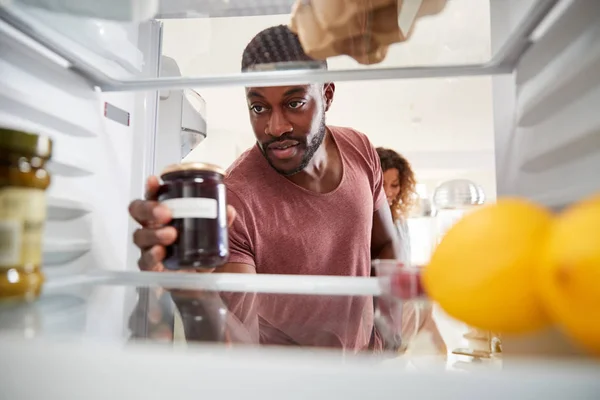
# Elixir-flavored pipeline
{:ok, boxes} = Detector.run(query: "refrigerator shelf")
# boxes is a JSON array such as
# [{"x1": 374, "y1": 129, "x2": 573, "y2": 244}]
[
  {"x1": 0, "y1": 0, "x2": 561, "y2": 91},
  {"x1": 91, "y1": 270, "x2": 383, "y2": 296},
  {"x1": 0, "y1": 293, "x2": 88, "y2": 335},
  {"x1": 0, "y1": 50, "x2": 100, "y2": 138},
  {"x1": 47, "y1": 159, "x2": 94, "y2": 177},
  {"x1": 47, "y1": 196, "x2": 92, "y2": 221},
  {"x1": 1, "y1": 336, "x2": 599, "y2": 399},
  {"x1": 43, "y1": 239, "x2": 91, "y2": 265}
]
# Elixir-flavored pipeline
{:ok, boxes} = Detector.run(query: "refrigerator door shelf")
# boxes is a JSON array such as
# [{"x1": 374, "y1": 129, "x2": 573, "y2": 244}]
[
  {"x1": 0, "y1": 58, "x2": 101, "y2": 139},
  {"x1": 47, "y1": 197, "x2": 92, "y2": 221},
  {"x1": 4, "y1": 1, "x2": 145, "y2": 77},
  {"x1": 43, "y1": 239, "x2": 91, "y2": 265},
  {"x1": 47, "y1": 160, "x2": 93, "y2": 178}
]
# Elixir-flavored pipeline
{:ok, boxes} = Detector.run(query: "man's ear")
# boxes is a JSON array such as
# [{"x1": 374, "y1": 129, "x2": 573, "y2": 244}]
[{"x1": 323, "y1": 83, "x2": 335, "y2": 111}]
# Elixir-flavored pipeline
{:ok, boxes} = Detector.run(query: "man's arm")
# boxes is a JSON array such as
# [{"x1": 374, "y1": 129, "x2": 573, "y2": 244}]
[
  {"x1": 215, "y1": 262, "x2": 256, "y2": 274},
  {"x1": 371, "y1": 203, "x2": 403, "y2": 260}
]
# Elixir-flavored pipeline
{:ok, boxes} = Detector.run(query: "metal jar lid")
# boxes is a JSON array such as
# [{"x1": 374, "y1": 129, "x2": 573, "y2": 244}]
[
  {"x1": 161, "y1": 162, "x2": 226, "y2": 178},
  {"x1": 0, "y1": 128, "x2": 53, "y2": 159}
]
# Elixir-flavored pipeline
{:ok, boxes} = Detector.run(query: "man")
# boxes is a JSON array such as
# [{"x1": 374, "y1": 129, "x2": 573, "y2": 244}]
[{"x1": 129, "y1": 25, "x2": 402, "y2": 350}]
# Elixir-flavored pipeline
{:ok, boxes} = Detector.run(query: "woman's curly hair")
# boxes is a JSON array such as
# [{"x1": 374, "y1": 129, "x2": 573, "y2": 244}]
[{"x1": 376, "y1": 147, "x2": 416, "y2": 221}]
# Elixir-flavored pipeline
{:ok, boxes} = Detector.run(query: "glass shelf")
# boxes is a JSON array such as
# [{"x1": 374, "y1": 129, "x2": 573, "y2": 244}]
[
  {"x1": 2, "y1": 271, "x2": 600, "y2": 400},
  {"x1": 0, "y1": 0, "x2": 561, "y2": 91},
  {"x1": 0, "y1": 271, "x2": 431, "y2": 357}
]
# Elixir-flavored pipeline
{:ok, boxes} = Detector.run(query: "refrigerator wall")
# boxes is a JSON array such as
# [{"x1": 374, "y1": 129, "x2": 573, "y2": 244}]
[
  {"x1": 492, "y1": 0, "x2": 600, "y2": 209},
  {"x1": 0, "y1": 15, "x2": 161, "y2": 277}
]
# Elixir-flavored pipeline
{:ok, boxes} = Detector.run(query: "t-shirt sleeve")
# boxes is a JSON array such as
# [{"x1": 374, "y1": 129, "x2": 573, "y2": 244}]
[
  {"x1": 361, "y1": 133, "x2": 387, "y2": 212},
  {"x1": 225, "y1": 188, "x2": 256, "y2": 267}
]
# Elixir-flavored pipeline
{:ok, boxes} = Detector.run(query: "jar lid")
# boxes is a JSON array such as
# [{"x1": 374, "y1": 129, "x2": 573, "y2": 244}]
[
  {"x1": 161, "y1": 162, "x2": 226, "y2": 177},
  {"x1": 0, "y1": 128, "x2": 53, "y2": 159}
]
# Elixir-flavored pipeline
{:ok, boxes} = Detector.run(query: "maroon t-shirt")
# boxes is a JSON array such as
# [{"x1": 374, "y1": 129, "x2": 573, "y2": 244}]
[{"x1": 223, "y1": 126, "x2": 387, "y2": 351}]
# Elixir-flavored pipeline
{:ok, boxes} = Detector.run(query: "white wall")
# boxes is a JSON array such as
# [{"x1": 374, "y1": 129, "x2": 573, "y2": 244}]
[{"x1": 161, "y1": 0, "x2": 497, "y2": 200}]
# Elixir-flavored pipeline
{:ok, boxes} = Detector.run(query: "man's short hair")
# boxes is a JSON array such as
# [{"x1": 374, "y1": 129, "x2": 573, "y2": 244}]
[{"x1": 241, "y1": 24, "x2": 328, "y2": 72}]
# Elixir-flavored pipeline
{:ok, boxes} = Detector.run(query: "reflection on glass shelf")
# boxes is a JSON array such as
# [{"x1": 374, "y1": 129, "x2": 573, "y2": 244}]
[
  {"x1": 0, "y1": 0, "x2": 561, "y2": 88},
  {"x1": 0, "y1": 294, "x2": 87, "y2": 337},
  {"x1": 0, "y1": 275, "x2": 444, "y2": 360}
]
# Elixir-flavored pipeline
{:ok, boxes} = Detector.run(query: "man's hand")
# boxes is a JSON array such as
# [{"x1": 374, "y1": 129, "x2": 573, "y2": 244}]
[{"x1": 129, "y1": 176, "x2": 236, "y2": 272}]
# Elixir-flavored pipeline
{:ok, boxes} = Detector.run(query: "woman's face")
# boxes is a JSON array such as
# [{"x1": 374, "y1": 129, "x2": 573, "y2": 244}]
[{"x1": 383, "y1": 168, "x2": 401, "y2": 206}]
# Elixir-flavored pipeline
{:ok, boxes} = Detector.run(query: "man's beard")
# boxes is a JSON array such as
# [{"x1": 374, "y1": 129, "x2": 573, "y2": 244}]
[{"x1": 259, "y1": 114, "x2": 327, "y2": 176}]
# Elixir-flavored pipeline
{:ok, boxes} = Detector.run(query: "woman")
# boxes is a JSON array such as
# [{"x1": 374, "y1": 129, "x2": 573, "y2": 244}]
[
  {"x1": 376, "y1": 147, "x2": 447, "y2": 356},
  {"x1": 376, "y1": 147, "x2": 417, "y2": 265}
]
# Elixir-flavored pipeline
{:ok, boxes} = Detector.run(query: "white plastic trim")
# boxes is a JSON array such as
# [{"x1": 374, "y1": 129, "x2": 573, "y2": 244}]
[
  {"x1": 92, "y1": 271, "x2": 383, "y2": 296},
  {"x1": 0, "y1": 338, "x2": 599, "y2": 400}
]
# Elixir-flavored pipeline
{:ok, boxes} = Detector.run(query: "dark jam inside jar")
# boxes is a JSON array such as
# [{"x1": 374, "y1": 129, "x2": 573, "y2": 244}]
[{"x1": 157, "y1": 163, "x2": 228, "y2": 270}]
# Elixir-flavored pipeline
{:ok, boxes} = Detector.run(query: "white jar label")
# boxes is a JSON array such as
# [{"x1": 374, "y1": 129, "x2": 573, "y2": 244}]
[
  {"x1": 0, "y1": 187, "x2": 47, "y2": 269},
  {"x1": 161, "y1": 198, "x2": 218, "y2": 219}
]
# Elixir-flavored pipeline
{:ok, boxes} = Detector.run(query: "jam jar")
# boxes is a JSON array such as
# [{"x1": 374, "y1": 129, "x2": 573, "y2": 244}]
[
  {"x1": 157, "y1": 162, "x2": 228, "y2": 270},
  {"x1": 0, "y1": 128, "x2": 52, "y2": 301}
]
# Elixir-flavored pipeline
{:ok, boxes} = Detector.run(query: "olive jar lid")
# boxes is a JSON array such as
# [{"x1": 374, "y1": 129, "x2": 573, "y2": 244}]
[
  {"x1": 0, "y1": 128, "x2": 53, "y2": 159},
  {"x1": 161, "y1": 162, "x2": 226, "y2": 177}
]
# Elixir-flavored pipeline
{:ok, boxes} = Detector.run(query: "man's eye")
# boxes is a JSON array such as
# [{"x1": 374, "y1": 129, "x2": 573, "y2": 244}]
[
  {"x1": 250, "y1": 105, "x2": 266, "y2": 114},
  {"x1": 288, "y1": 100, "x2": 305, "y2": 109}
]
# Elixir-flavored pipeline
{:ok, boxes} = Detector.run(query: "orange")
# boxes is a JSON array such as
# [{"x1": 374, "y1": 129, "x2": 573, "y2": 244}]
[
  {"x1": 423, "y1": 198, "x2": 553, "y2": 334},
  {"x1": 536, "y1": 194, "x2": 600, "y2": 356}
]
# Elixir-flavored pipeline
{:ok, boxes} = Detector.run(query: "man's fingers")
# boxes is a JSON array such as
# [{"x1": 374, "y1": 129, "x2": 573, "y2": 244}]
[
  {"x1": 138, "y1": 245, "x2": 167, "y2": 272},
  {"x1": 145, "y1": 176, "x2": 161, "y2": 200},
  {"x1": 226, "y1": 205, "x2": 237, "y2": 227},
  {"x1": 129, "y1": 200, "x2": 172, "y2": 226},
  {"x1": 129, "y1": 176, "x2": 170, "y2": 226},
  {"x1": 133, "y1": 226, "x2": 177, "y2": 249}
]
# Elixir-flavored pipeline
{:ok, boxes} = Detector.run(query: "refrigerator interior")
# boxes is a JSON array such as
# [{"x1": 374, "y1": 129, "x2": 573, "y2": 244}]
[
  {"x1": 0, "y1": 0, "x2": 600, "y2": 389},
  {"x1": 1, "y1": 0, "x2": 597, "y2": 269}
]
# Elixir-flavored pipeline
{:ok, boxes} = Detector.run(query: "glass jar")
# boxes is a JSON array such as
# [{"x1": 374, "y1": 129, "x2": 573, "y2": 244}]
[
  {"x1": 0, "y1": 128, "x2": 52, "y2": 301},
  {"x1": 157, "y1": 162, "x2": 228, "y2": 270},
  {"x1": 432, "y1": 179, "x2": 485, "y2": 244}
]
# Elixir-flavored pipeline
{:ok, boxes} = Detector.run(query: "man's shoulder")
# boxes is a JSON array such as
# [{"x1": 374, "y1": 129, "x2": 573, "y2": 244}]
[
  {"x1": 225, "y1": 147, "x2": 257, "y2": 179},
  {"x1": 329, "y1": 125, "x2": 374, "y2": 152},
  {"x1": 329, "y1": 125, "x2": 369, "y2": 141},
  {"x1": 329, "y1": 125, "x2": 377, "y2": 165}
]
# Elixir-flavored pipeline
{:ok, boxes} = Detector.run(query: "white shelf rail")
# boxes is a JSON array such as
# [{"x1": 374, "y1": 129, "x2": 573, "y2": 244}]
[{"x1": 87, "y1": 270, "x2": 383, "y2": 296}]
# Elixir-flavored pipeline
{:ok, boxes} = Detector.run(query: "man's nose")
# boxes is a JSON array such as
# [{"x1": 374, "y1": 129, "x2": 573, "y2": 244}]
[{"x1": 265, "y1": 108, "x2": 293, "y2": 137}]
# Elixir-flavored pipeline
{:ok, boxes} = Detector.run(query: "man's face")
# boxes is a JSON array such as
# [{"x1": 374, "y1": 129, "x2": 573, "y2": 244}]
[{"x1": 246, "y1": 84, "x2": 334, "y2": 176}]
